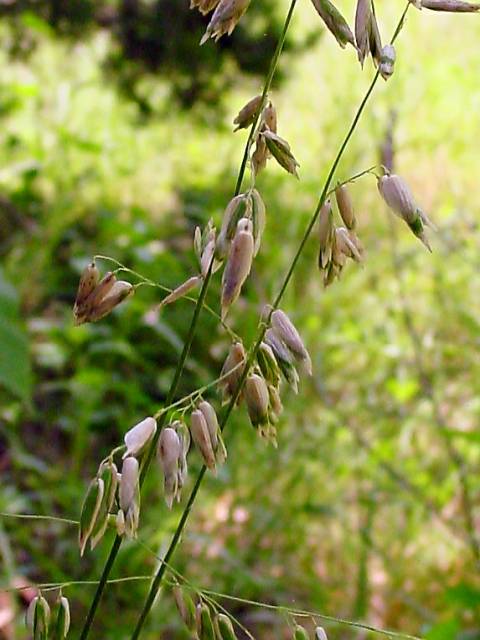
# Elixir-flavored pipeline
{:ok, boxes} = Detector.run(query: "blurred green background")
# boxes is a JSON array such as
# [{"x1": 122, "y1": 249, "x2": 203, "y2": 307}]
[{"x1": 1, "y1": 0, "x2": 480, "y2": 638}]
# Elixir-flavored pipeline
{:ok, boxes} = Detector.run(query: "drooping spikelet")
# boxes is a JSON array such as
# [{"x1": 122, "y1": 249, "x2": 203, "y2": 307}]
[
  {"x1": 200, "y1": 0, "x2": 251, "y2": 45},
  {"x1": 221, "y1": 218, "x2": 254, "y2": 318},
  {"x1": 310, "y1": 0, "x2": 357, "y2": 49}
]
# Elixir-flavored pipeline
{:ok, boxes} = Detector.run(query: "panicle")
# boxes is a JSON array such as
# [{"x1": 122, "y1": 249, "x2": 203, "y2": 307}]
[{"x1": 200, "y1": 0, "x2": 251, "y2": 44}]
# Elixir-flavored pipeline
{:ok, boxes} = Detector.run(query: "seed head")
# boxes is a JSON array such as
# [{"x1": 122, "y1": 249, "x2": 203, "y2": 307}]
[
  {"x1": 262, "y1": 130, "x2": 300, "y2": 178},
  {"x1": 379, "y1": 44, "x2": 396, "y2": 80},
  {"x1": 251, "y1": 188, "x2": 266, "y2": 257},
  {"x1": 191, "y1": 409, "x2": 217, "y2": 472},
  {"x1": 233, "y1": 94, "x2": 263, "y2": 131},
  {"x1": 245, "y1": 373, "x2": 270, "y2": 428},
  {"x1": 124, "y1": 417, "x2": 157, "y2": 458},
  {"x1": 200, "y1": 0, "x2": 251, "y2": 45},
  {"x1": 310, "y1": 0, "x2": 357, "y2": 49},
  {"x1": 335, "y1": 227, "x2": 364, "y2": 263},
  {"x1": 221, "y1": 218, "x2": 254, "y2": 319}
]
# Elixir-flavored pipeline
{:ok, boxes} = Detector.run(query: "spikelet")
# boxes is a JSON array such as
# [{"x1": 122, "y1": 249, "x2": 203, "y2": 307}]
[
  {"x1": 355, "y1": 0, "x2": 372, "y2": 66},
  {"x1": 74, "y1": 268, "x2": 134, "y2": 325},
  {"x1": 262, "y1": 101, "x2": 278, "y2": 133},
  {"x1": 257, "y1": 342, "x2": 281, "y2": 387},
  {"x1": 233, "y1": 94, "x2": 263, "y2": 131},
  {"x1": 173, "y1": 583, "x2": 197, "y2": 631},
  {"x1": 190, "y1": 409, "x2": 217, "y2": 472},
  {"x1": 245, "y1": 373, "x2": 270, "y2": 428},
  {"x1": 317, "y1": 199, "x2": 335, "y2": 270},
  {"x1": 310, "y1": 0, "x2": 357, "y2": 49},
  {"x1": 262, "y1": 130, "x2": 300, "y2": 178},
  {"x1": 221, "y1": 218, "x2": 254, "y2": 319},
  {"x1": 200, "y1": 0, "x2": 251, "y2": 45},
  {"x1": 196, "y1": 602, "x2": 216, "y2": 640},
  {"x1": 379, "y1": 44, "x2": 396, "y2": 80},
  {"x1": 88, "y1": 280, "x2": 134, "y2": 322},
  {"x1": 420, "y1": 0, "x2": 480, "y2": 10},
  {"x1": 26, "y1": 594, "x2": 50, "y2": 640},
  {"x1": 251, "y1": 133, "x2": 269, "y2": 176},
  {"x1": 78, "y1": 476, "x2": 105, "y2": 556},
  {"x1": 335, "y1": 183, "x2": 356, "y2": 230},
  {"x1": 216, "y1": 194, "x2": 250, "y2": 259},
  {"x1": 294, "y1": 625, "x2": 310, "y2": 640},
  {"x1": 158, "y1": 427, "x2": 182, "y2": 508},
  {"x1": 368, "y1": 3, "x2": 382, "y2": 65},
  {"x1": 74, "y1": 261, "x2": 99, "y2": 311},
  {"x1": 271, "y1": 309, "x2": 312, "y2": 375},
  {"x1": 215, "y1": 613, "x2": 238, "y2": 639},
  {"x1": 335, "y1": 227, "x2": 364, "y2": 263},
  {"x1": 124, "y1": 417, "x2": 157, "y2": 458},
  {"x1": 377, "y1": 173, "x2": 433, "y2": 250},
  {"x1": 89, "y1": 459, "x2": 118, "y2": 550},
  {"x1": 265, "y1": 328, "x2": 299, "y2": 393},
  {"x1": 160, "y1": 276, "x2": 203, "y2": 307},
  {"x1": 119, "y1": 456, "x2": 140, "y2": 538},
  {"x1": 220, "y1": 341, "x2": 246, "y2": 402},
  {"x1": 198, "y1": 400, "x2": 227, "y2": 464},
  {"x1": 53, "y1": 595, "x2": 71, "y2": 639}
]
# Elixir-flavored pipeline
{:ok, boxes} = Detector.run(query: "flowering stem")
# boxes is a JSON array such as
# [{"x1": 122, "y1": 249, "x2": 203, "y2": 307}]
[
  {"x1": 78, "y1": 3, "x2": 298, "y2": 638},
  {"x1": 129, "y1": 4, "x2": 413, "y2": 638}
]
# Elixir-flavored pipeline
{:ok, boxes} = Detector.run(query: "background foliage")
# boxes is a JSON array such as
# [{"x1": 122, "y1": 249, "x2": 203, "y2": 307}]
[{"x1": 0, "y1": 1, "x2": 479, "y2": 638}]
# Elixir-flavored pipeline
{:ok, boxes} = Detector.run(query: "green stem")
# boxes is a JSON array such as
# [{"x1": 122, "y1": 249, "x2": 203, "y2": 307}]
[
  {"x1": 78, "y1": 3, "x2": 298, "y2": 637},
  {"x1": 129, "y1": 4, "x2": 413, "y2": 638}
]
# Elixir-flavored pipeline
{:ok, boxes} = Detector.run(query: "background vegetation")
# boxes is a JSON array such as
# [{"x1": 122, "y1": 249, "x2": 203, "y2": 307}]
[{"x1": 0, "y1": 1, "x2": 479, "y2": 638}]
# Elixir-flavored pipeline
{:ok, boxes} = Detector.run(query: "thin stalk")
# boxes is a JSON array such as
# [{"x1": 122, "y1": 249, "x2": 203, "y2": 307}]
[
  {"x1": 130, "y1": 5, "x2": 413, "y2": 638},
  {"x1": 78, "y1": 2, "x2": 298, "y2": 636}
]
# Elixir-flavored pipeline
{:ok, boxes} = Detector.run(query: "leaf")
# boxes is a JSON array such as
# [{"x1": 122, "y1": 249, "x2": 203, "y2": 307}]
[{"x1": 0, "y1": 269, "x2": 32, "y2": 402}]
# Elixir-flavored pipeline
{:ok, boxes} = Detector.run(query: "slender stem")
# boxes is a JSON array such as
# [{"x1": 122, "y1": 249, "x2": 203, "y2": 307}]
[
  {"x1": 130, "y1": 5, "x2": 414, "y2": 638},
  {"x1": 79, "y1": 4, "x2": 298, "y2": 637}
]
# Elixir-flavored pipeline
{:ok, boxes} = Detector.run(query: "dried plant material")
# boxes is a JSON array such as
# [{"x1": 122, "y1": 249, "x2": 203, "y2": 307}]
[
  {"x1": 271, "y1": 309, "x2": 312, "y2": 376},
  {"x1": 79, "y1": 477, "x2": 105, "y2": 556},
  {"x1": 90, "y1": 460, "x2": 118, "y2": 550},
  {"x1": 377, "y1": 173, "x2": 433, "y2": 250},
  {"x1": 196, "y1": 602, "x2": 216, "y2": 640},
  {"x1": 262, "y1": 130, "x2": 300, "y2": 178},
  {"x1": 190, "y1": 409, "x2": 217, "y2": 472},
  {"x1": 310, "y1": 0, "x2": 357, "y2": 49},
  {"x1": 173, "y1": 584, "x2": 197, "y2": 631},
  {"x1": 26, "y1": 594, "x2": 50, "y2": 640},
  {"x1": 200, "y1": 0, "x2": 251, "y2": 44},
  {"x1": 158, "y1": 427, "x2": 182, "y2": 508},
  {"x1": 215, "y1": 613, "x2": 238, "y2": 639},
  {"x1": 379, "y1": 44, "x2": 396, "y2": 80},
  {"x1": 119, "y1": 456, "x2": 140, "y2": 538},
  {"x1": 245, "y1": 373, "x2": 270, "y2": 428},
  {"x1": 221, "y1": 218, "x2": 254, "y2": 319},
  {"x1": 233, "y1": 94, "x2": 263, "y2": 131},
  {"x1": 124, "y1": 417, "x2": 157, "y2": 458},
  {"x1": 190, "y1": 0, "x2": 221, "y2": 15},
  {"x1": 421, "y1": 0, "x2": 480, "y2": 9},
  {"x1": 335, "y1": 183, "x2": 356, "y2": 229},
  {"x1": 53, "y1": 595, "x2": 71, "y2": 639},
  {"x1": 220, "y1": 341, "x2": 246, "y2": 402},
  {"x1": 262, "y1": 101, "x2": 278, "y2": 133},
  {"x1": 294, "y1": 625, "x2": 310, "y2": 640},
  {"x1": 355, "y1": 0, "x2": 372, "y2": 65}
]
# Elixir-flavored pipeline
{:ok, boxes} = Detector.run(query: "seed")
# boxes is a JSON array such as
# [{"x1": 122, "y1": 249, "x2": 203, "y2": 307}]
[
  {"x1": 74, "y1": 261, "x2": 99, "y2": 309},
  {"x1": 220, "y1": 341, "x2": 246, "y2": 401},
  {"x1": 233, "y1": 94, "x2": 263, "y2": 131},
  {"x1": 355, "y1": 0, "x2": 372, "y2": 66},
  {"x1": 198, "y1": 401, "x2": 219, "y2": 451},
  {"x1": 124, "y1": 417, "x2": 157, "y2": 458},
  {"x1": 245, "y1": 374, "x2": 270, "y2": 427},
  {"x1": 160, "y1": 276, "x2": 202, "y2": 307},
  {"x1": 200, "y1": 0, "x2": 251, "y2": 44},
  {"x1": 191, "y1": 409, "x2": 217, "y2": 471},
  {"x1": 262, "y1": 130, "x2": 300, "y2": 178},
  {"x1": 421, "y1": 0, "x2": 480, "y2": 10},
  {"x1": 119, "y1": 456, "x2": 139, "y2": 513},
  {"x1": 310, "y1": 0, "x2": 356, "y2": 49},
  {"x1": 88, "y1": 280, "x2": 134, "y2": 322},
  {"x1": 379, "y1": 44, "x2": 396, "y2": 80},
  {"x1": 335, "y1": 183, "x2": 356, "y2": 230},
  {"x1": 262, "y1": 101, "x2": 278, "y2": 133},
  {"x1": 221, "y1": 219, "x2": 254, "y2": 319}
]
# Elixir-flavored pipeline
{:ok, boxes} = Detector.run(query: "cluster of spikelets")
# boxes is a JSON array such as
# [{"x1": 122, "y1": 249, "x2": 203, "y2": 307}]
[
  {"x1": 172, "y1": 582, "x2": 329, "y2": 639},
  {"x1": 25, "y1": 593, "x2": 70, "y2": 640}
]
